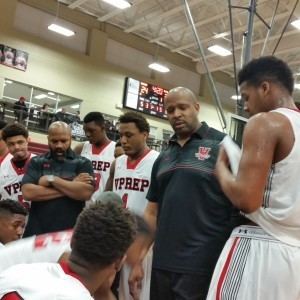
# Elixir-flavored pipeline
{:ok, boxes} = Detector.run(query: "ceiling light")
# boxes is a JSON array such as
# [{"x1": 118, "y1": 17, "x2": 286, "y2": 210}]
[
  {"x1": 291, "y1": 19, "x2": 300, "y2": 30},
  {"x1": 231, "y1": 95, "x2": 241, "y2": 100},
  {"x1": 48, "y1": 92, "x2": 55, "y2": 96},
  {"x1": 48, "y1": 24, "x2": 75, "y2": 37},
  {"x1": 213, "y1": 32, "x2": 229, "y2": 39},
  {"x1": 5, "y1": 80, "x2": 13, "y2": 84},
  {"x1": 71, "y1": 104, "x2": 80, "y2": 109},
  {"x1": 295, "y1": 83, "x2": 300, "y2": 90},
  {"x1": 148, "y1": 62, "x2": 170, "y2": 73},
  {"x1": 35, "y1": 94, "x2": 47, "y2": 99},
  {"x1": 208, "y1": 45, "x2": 232, "y2": 56},
  {"x1": 102, "y1": 0, "x2": 131, "y2": 9}
]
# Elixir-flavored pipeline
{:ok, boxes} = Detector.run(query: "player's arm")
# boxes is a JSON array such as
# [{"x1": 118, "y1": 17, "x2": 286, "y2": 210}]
[
  {"x1": 73, "y1": 143, "x2": 84, "y2": 155},
  {"x1": 215, "y1": 112, "x2": 282, "y2": 213},
  {"x1": 105, "y1": 159, "x2": 116, "y2": 191},
  {"x1": 21, "y1": 158, "x2": 64, "y2": 201},
  {"x1": 128, "y1": 202, "x2": 158, "y2": 299},
  {"x1": 37, "y1": 175, "x2": 94, "y2": 201},
  {"x1": 22, "y1": 184, "x2": 64, "y2": 201}
]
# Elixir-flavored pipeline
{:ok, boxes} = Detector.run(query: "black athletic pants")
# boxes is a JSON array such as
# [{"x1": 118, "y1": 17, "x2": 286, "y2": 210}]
[{"x1": 150, "y1": 268, "x2": 212, "y2": 300}]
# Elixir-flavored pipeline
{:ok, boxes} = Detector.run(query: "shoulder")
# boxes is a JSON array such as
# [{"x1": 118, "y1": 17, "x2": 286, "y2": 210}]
[
  {"x1": 206, "y1": 127, "x2": 226, "y2": 142},
  {"x1": 73, "y1": 143, "x2": 84, "y2": 155}
]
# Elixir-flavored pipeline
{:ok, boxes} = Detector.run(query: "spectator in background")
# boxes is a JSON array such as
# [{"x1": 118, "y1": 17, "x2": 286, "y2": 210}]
[
  {"x1": 54, "y1": 107, "x2": 67, "y2": 122},
  {"x1": 0, "y1": 124, "x2": 35, "y2": 208},
  {"x1": 41, "y1": 103, "x2": 49, "y2": 112},
  {"x1": 114, "y1": 140, "x2": 124, "y2": 158},
  {"x1": 13, "y1": 96, "x2": 28, "y2": 122},
  {"x1": 0, "y1": 120, "x2": 8, "y2": 162},
  {"x1": 0, "y1": 199, "x2": 28, "y2": 247},
  {"x1": 21, "y1": 121, "x2": 94, "y2": 236}
]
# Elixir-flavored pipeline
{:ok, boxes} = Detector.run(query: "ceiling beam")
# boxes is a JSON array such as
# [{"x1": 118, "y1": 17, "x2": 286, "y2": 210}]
[
  {"x1": 68, "y1": 0, "x2": 87, "y2": 9},
  {"x1": 124, "y1": 0, "x2": 201, "y2": 33},
  {"x1": 171, "y1": 11, "x2": 291, "y2": 53},
  {"x1": 150, "y1": 0, "x2": 270, "y2": 43},
  {"x1": 98, "y1": 0, "x2": 146, "y2": 22}
]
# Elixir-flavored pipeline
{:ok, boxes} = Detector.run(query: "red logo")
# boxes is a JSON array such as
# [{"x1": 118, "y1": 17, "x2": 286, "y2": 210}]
[{"x1": 195, "y1": 147, "x2": 211, "y2": 160}]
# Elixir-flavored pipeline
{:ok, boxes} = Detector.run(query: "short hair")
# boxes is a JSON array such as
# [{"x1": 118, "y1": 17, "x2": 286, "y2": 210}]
[
  {"x1": 0, "y1": 200, "x2": 28, "y2": 217},
  {"x1": 83, "y1": 112, "x2": 105, "y2": 127},
  {"x1": 115, "y1": 140, "x2": 122, "y2": 147},
  {"x1": 119, "y1": 112, "x2": 150, "y2": 133},
  {"x1": 238, "y1": 56, "x2": 294, "y2": 95},
  {"x1": 0, "y1": 120, "x2": 7, "y2": 130},
  {"x1": 2, "y1": 124, "x2": 29, "y2": 142},
  {"x1": 70, "y1": 201, "x2": 136, "y2": 269}
]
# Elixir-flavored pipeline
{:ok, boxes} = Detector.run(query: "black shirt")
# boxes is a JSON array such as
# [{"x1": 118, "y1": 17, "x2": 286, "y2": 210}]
[
  {"x1": 22, "y1": 149, "x2": 94, "y2": 236},
  {"x1": 147, "y1": 122, "x2": 240, "y2": 274}
]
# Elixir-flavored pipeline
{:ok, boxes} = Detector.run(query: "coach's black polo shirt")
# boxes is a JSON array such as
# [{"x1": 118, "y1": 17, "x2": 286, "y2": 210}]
[
  {"x1": 148, "y1": 122, "x2": 238, "y2": 275},
  {"x1": 22, "y1": 149, "x2": 94, "y2": 236}
]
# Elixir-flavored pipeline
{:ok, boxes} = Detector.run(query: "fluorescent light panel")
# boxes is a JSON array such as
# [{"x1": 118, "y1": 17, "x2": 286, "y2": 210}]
[
  {"x1": 295, "y1": 83, "x2": 300, "y2": 90},
  {"x1": 208, "y1": 45, "x2": 232, "y2": 56},
  {"x1": 5, "y1": 80, "x2": 13, "y2": 84},
  {"x1": 148, "y1": 62, "x2": 170, "y2": 73},
  {"x1": 35, "y1": 94, "x2": 47, "y2": 99},
  {"x1": 48, "y1": 92, "x2": 55, "y2": 96},
  {"x1": 71, "y1": 104, "x2": 80, "y2": 109},
  {"x1": 291, "y1": 19, "x2": 300, "y2": 30},
  {"x1": 102, "y1": 0, "x2": 131, "y2": 9},
  {"x1": 231, "y1": 95, "x2": 241, "y2": 100},
  {"x1": 48, "y1": 24, "x2": 75, "y2": 37}
]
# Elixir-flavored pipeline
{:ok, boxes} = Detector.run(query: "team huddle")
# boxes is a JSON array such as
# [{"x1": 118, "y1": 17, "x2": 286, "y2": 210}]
[{"x1": 0, "y1": 56, "x2": 300, "y2": 300}]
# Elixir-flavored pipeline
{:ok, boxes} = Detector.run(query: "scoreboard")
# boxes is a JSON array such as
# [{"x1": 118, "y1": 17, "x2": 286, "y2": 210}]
[{"x1": 123, "y1": 77, "x2": 168, "y2": 119}]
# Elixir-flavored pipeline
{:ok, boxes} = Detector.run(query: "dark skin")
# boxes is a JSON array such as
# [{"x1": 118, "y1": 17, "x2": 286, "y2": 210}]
[{"x1": 215, "y1": 80, "x2": 297, "y2": 213}]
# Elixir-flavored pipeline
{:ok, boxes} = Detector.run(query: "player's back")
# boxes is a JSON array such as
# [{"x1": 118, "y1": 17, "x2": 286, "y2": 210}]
[
  {"x1": 0, "y1": 262, "x2": 93, "y2": 300},
  {"x1": 0, "y1": 230, "x2": 72, "y2": 272}
]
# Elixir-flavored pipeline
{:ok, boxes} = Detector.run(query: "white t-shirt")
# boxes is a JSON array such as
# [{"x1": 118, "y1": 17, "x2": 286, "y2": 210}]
[
  {"x1": 0, "y1": 230, "x2": 72, "y2": 272},
  {"x1": 81, "y1": 141, "x2": 115, "y2": 201},
  {"x1": 0, "y1": 262, "x2": 93, "y2": 300},
  {"x1": 113, "y1": 150, "x2": 159, "y2": 215}
]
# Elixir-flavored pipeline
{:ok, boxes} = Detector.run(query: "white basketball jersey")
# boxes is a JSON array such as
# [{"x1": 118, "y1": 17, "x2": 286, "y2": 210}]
[
  {"x1": 113, "y1": 150, "x2": 159, "y2": 215},
  {"x1": 81, "y1": 141, "x2": 115, "y2": 200},
  {"x1": 0, "y1": 153, "x2": 35, "y2": 206},
  {"x1": 0, "y1": 230, "x2": 72, "y2": 272},
  {"x1": 0, "y1": 263, "x2": 93, "y2": 300},
  {"x1": 247, "y1": 108, "x2": 300, "y2": 246},
  {"x1": 0, "y1": 153, "x2": 12, "y2": 166}
]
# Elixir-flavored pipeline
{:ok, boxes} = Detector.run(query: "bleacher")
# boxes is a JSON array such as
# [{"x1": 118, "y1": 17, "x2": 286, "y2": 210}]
[{"x1": 28, "y1": 141, "x2": 49, "y2": 155}]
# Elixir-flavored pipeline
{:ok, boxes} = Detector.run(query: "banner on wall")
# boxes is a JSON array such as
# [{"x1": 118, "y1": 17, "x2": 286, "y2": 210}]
[{"x1": 0, "y1": 44, "x2": 29, "y2": 71}]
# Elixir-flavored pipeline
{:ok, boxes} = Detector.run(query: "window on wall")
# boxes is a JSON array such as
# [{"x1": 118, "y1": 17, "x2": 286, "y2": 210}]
[
  {"x1": 1, "y1": 79, "x2": 83, "y2": 135},
  {"x1": 3, "y1": 79, "x2": 82, "y2": 113}
]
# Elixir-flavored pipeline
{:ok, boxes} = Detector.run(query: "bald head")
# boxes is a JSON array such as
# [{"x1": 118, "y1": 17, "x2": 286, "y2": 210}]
[
  {"x1": 48, "y1": 121, "x2": 71, "y2": 135},
  {"x1": 48, "y1": 122, "x2": 72, "y2": 159},
  {"x1": 166, "y1": 87, "x2": 199, "y2": 104}
]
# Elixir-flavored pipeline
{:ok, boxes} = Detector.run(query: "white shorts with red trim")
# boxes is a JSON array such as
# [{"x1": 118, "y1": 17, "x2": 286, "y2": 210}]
[
  {"x1": 119, "y1": 246, "x2": 152, "y2": 300},
  {"x1": 206, "y1": 225, "x2": 300, "y2": 300}
]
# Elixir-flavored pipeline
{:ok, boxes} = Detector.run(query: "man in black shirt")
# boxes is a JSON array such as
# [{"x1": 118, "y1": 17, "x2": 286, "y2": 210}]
[
  {"x1": 129, "y1": 87, "x2": 242, "y2": 300},
  {"x1": 13, "y1": 96, "x2": 28, "y2": 121},
  {"x1": 22, "y1": 121, "x2": 94, "y2": 236}
]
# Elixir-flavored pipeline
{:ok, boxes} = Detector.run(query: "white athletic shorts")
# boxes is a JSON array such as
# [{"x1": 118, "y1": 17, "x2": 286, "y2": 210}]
[
  {"x1": 119, "y1": 246, "x2": 152, "y2": 300},
  {"x1": 206, "y1": 225, "x2": 300, "y2": 300}
]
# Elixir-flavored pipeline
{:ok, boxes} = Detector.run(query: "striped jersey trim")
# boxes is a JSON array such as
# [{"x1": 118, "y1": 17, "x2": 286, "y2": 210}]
[
  {"x1": 216, "y1": 237, "x2": 251, "y2": 300},
  {"x1": 263, "y1": 165, "x2": 275, "y2": 208}
]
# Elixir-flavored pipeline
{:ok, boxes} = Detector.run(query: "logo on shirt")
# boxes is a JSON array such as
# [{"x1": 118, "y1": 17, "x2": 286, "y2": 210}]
[{"x1": 195, "y1": 147, "x2": 211, "y2": 160}]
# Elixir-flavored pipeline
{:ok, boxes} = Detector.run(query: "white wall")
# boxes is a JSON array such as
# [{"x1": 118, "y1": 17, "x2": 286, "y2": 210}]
[{"x1": 0, "y1": 0, "x2": 230, "y2": 139}]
